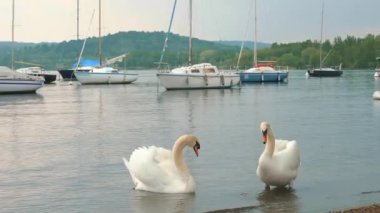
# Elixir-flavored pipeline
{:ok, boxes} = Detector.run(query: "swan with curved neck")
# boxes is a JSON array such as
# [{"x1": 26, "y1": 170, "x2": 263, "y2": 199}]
[
  {"x1": 123, "y1": 134, "x2": 200, "y2": 193},
  {"x1": 257, "y1": 121, "x2": 300, "y2": 189}
]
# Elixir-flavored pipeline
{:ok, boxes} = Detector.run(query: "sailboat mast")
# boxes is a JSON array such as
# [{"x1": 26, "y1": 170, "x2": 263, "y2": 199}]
[
  {"x1": 11, "y1": 0, "x2": 15, "y2": 71},
  {"x1": 253, "y1": 0, "x2": 257, "y2": 67},
  {"x1": 188, "y1": 0, "x2": 192, "y2": 65},
  {"x1": 98, "y1": 0, "x2": 102, "y2": 66},
  {"x1": 158, "y1": 0, "x2": 178, "y2": 68},
  {"x1": 77, "y1": 0, "x2": 79, "y2": 40},
  {"x1": 319, "y1": 0, "x2": 324, "y2": 69}
]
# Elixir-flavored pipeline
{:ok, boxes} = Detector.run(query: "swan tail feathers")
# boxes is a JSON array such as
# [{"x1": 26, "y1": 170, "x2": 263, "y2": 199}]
[{"x1": 123, "y1": 157, "x2": 138, "y2": 186}]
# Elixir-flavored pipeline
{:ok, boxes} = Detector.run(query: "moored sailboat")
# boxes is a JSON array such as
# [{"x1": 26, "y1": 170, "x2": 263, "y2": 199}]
[
  {"x1": 374, "y1": 57, "x2": 380, "y2": 78},
  {"x1": 307, "y1": 0, "x2": 342, "y2": 77},
  {"x1": 74, "y1": 0, "x2": 138, "y2": 85},
  {"x1": 157, "y1": 0, "x2": 239, "y2": 90},
  {"x1": 238, "y1": 0, "x2": 288, "y2": 83},
  {"x1": 0, "y1": 0, "x2": 43, "y2": 94}
]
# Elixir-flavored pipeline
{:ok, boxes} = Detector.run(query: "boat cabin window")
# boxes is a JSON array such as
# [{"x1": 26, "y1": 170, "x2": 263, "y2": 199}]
[
  {"x1": 204, "y1": 68, "x2": 216, "y2": 73},
  {"x1": 191, "y1": 69, "x2": 200, "y2": 73}
]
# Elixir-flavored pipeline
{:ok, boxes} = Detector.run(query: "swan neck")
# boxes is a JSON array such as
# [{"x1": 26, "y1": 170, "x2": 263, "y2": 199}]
[
  {"x1": 265, "y1": 128, "x2": 276, "y2": 156},
  {"x1": 172, "y1": 138, "x2": 190, "y2": 175}
]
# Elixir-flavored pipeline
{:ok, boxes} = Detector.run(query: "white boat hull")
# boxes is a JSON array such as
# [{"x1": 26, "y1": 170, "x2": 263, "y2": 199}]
[
  {"x1": 157, "y1": 73, "x2": 240, "y2": 90},
  {"x1": 0, "y1": 79, "x2": 43, "y2": 94},
  {"x1": 373, "y1": 91, "x2": 380, "y2": 100},
  {"x1": 74, "y1": 71, "x2": 138, "y2": 84}
]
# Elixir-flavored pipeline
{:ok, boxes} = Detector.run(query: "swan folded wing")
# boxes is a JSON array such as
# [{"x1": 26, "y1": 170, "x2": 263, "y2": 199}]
[
  {"x1": 126, "y1": 146, "x2": 175, "y2": 192},
  {"x1": 274, "y1": 139, "x2": 289, "y2": 152},
  {"x1": 274, "y1": 140, "x2": 300, "y2": 170}
]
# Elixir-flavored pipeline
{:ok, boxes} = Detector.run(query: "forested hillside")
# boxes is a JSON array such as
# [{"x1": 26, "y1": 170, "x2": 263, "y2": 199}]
[{"x1": 0, "y1": 31, "x2": 379, "y2": 70}]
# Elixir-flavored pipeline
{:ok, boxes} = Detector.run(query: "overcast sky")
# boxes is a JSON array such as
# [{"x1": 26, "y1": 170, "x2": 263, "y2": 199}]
[{"x1": 0, "y1": 0, "x2": 379, "y2": 43}]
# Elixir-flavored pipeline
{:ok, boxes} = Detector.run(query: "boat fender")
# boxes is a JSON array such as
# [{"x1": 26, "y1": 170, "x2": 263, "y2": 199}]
[
  {"x1": 204, "y1": 75, "x2": 208, "y2": 86},
  {"x1": 220, "y1": 75, "x2": 225, "y2": 85}
]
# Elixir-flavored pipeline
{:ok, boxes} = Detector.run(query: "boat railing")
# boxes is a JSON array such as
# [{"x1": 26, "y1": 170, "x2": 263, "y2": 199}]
[
  {"x1": 330, "y1": 63, "x2": 342, "y2": 71},
  {"x1": 274, "y1": 66, "x2": 289, "y2": 71},
  {"x1": 155, "y1": 62, "x2": 171, "y2": 73}
]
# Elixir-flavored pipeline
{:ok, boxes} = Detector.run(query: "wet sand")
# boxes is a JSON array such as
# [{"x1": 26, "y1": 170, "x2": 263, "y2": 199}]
[{"x1": 330, "y1": 203, "x2": 380, "y2": 213}]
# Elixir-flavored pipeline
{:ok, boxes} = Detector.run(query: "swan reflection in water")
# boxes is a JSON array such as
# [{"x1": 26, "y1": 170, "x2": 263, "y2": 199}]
[
  {"x1": 130, "y1": 190, "x2": 195, "y2": 213},
  {"x1": 257, "y1": 187, "x2": 299, "y2": 213}
]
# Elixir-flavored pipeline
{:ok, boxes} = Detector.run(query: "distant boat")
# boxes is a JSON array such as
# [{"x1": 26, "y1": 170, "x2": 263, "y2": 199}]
[
  {"x1": 307, "y1": 0, "x2": 343, "y2": 77},
  {"x1": 16, "y1": 66, "x2": 57, "y2": 84},
  {"x1": 0, "y1": 0, "x2": 43, "y2": 94},
  {"x1": 157, "y1": 0, "x2": 239, "y2": 90},
  {"x1": 0, "y1": 66, "x2": 43, "y2": 94},
  {"x1": 238, "y1": 0, "x2": 288, "y2": 83},
  {"x1": 374, "y1": 57, "x2": 380, "y2": 78},
  {"x1": 74, "y1": 0, "x2": 138, "y2": 85},
  {"x1": 307, "y1": 64, "x2": 343, "y2": 77},
  {"x1": 58, "y1": 59, "x2": 99, "y2": 81},
  {"x1": 373, "y1": 91, "x2": 380, "y2": 100}
]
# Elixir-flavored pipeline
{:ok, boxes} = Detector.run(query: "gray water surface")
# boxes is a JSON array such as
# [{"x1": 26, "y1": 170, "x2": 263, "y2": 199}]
[{"x1": 1, "y1": 70, "x2": 380, "y2": 212}]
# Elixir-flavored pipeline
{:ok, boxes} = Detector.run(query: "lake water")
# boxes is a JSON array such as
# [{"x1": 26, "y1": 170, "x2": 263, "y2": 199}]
[{"x1": 1, "y1": 70, "x2": 380, "y2": 212}]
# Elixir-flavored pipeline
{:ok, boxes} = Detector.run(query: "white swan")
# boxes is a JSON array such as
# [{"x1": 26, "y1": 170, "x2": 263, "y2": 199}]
[
  {"x1": 123, "y1": 134, "x2": 200, "y2": 193},
  {"x1": 256, "y1": 122, "x2": 300, "y2": 189}
]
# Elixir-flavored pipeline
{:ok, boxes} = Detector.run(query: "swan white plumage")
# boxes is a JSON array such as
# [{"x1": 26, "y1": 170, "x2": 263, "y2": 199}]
[
  {"x1": 256, "y1": 122, "x2": 300, "y2": 189},
  {"x1": 123, "y1": 134, "x2": 200, "y2": 193}
]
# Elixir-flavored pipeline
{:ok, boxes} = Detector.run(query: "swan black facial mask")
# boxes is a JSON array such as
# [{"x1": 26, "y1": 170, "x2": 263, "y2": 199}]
[
  {"x1": 193, "y1": 141, "x2": 200, "y2": 157},
  {"x1": 262, "y1": 129, "x2": 268, "y2": 144}
]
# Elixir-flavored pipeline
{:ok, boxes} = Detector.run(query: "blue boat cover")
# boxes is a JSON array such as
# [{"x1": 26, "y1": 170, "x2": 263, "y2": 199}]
[{"x1": 71, "y1": 59, "x2": 99, "y2": 68}]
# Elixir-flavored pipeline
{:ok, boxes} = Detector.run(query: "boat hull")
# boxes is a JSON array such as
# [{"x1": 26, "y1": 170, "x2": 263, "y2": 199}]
[
  {"x1": 157, "y1": 73, "x2": 240, "y2": 90},
  {"x1": 0, "y1": 79, "x2": 43, "y2": 94},
  {"x1": 74, "y1": 71, "x2": 138, "y2": 84},
  {"x1": 58, "y1": 69, "x2": 76, "y2": 80},
  {"x1": 307, "y1": 69, "x2": 342, "y2": 77},
  {"x1": 374, "y1": 71, "x2": 380, "y2": 78},
  {"x1": 239, "y1": 71, "x2": 288, "y2": 83}
]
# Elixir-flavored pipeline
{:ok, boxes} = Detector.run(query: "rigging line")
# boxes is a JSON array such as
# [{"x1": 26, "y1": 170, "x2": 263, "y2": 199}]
[
  {"x1": 319, "y1": 0, "x2": 324, "y2": 69},
  {"x1": 237, "y1": 0, "x2": 254, "y2": 70},
  {"x1": 74, "y1": 9, "x2": 96, "y2": 74},
  {"x1": 158, "y1": 0, "x2": 178, "y2": 68}
]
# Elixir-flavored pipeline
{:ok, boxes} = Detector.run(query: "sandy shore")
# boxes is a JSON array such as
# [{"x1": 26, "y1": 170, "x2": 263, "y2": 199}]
[{"x1": 330, "y1": 204, "x2": 380, "y2": 213}]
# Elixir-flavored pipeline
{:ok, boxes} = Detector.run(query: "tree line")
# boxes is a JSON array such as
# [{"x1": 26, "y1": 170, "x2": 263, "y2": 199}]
[{"x1": 0, "y1": 31, "x2": 379, "y2": 70}]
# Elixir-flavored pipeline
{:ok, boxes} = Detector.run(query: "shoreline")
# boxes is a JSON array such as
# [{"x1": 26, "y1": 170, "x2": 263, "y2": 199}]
[{"x1": 330, "y1": 204, "x2": 380, "y2": 213}]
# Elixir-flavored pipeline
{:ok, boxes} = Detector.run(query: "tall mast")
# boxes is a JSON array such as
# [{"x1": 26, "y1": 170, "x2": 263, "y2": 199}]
[
  {"x1": 77, "y1": 0, "x2": 79, "y2": 40},
  {"x1": 98, "y1": 0, "x2": 102, "y2": 66},
  {"x1": 319, "y1": 0, "x2": 324, "y2": 69},
  {"x1": 188, "y1": 0, "x2": 192, "y2": 65},
  {"x1": 158, "y1": 0, "x2": 178, "y2": 68},
  {"x1": 11, "y1": 0, "x2": 15, "y2": 71},
  {"x1": 253, "y1": 0, "x2": 257, "y2": 67}
]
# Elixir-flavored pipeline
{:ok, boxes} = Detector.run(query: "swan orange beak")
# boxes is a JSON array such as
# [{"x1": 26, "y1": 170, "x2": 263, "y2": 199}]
[
  {"x1": 262, "y1": 135, "x2": 267, "y2": 144},
  {"x1": 193, "y1": 141, "x2": 200, "y2": 157}
]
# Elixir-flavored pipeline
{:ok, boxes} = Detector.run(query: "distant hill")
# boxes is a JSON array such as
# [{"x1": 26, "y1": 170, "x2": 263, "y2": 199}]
[
  {"x1": 215, "y1": 40, "x2": 271, "y2": 49},
  {"x1": 1, "y1": 32, "x2": 378, "y2": 69},
  {"x1": 0, "y1": 31, "x2": 243, "y2": 69}
]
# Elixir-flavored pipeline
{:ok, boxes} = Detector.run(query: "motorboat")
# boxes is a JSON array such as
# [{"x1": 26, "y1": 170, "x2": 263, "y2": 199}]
[{"x1": 16, "y1": 67, "x2": 57, "y2": 83}]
